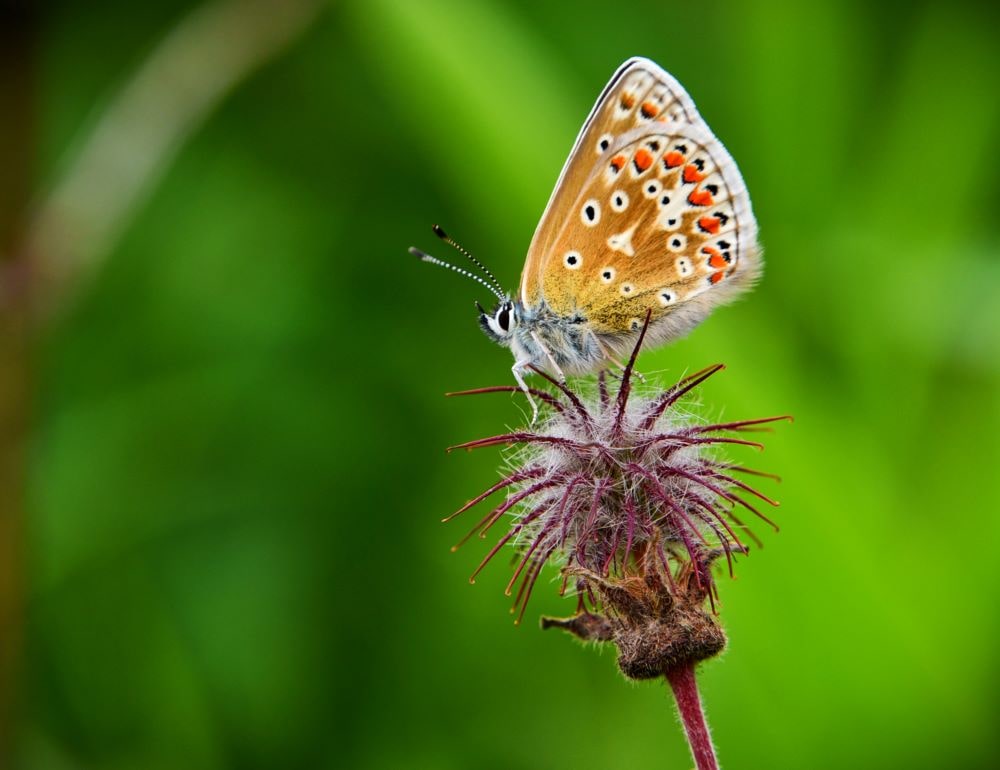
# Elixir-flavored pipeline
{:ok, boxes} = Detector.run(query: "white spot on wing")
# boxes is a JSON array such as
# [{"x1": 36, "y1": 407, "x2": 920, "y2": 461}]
[
  {"x1": 610, "y1": 190, "x2": 630, "y2": 212},
  {"x1": 581, "y1": 199, "x2": 601, "y2": 227},
  {"x1": 607, "y1": 224, "x2": 637, "y2": 257},
  {"x1": 658, "y1": 193, "x2": 685, "y2": 230},
  {"x1": 658, "y1": 289, "x2": 677, "y2": 306}
]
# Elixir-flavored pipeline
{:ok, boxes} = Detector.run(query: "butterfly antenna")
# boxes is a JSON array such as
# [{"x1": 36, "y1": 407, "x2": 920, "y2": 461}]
[
  {"x1": 408, "y1": 247, "x2": 506, "y2": 304},
  {"x1": 432, "y1": 225, "x2": 505, "y2": 295}
]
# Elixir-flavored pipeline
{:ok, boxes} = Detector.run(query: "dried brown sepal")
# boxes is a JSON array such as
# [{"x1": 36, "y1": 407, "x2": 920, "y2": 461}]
[
  {"x1": 543, "y1": 556, "x2": 726, "y2": 680},
  {"x1": 540, "y1": 612, "x2": 615, "y2": 642}
]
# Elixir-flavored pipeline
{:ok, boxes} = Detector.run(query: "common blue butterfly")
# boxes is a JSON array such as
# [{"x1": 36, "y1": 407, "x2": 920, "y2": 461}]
[{"x1": 411, "y1": 57, "x2": 759, "y2": 419}]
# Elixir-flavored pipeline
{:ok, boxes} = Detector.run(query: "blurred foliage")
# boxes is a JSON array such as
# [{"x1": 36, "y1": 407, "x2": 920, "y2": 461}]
[{"x1": 6, "y1": 0, "x2": 1000, "y2": 768}]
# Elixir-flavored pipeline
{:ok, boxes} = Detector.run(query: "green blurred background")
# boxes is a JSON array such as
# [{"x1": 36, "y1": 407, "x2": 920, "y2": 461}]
[{"x1": 1, "y1": 0, "x2": 998, "y2": 768}]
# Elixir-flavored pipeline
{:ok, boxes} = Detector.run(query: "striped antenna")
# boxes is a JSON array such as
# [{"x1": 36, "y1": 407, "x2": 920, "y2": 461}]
[
  {"x1": 409, "y1": 247, "x2": 507, "y2": 304},
  {"x1": 432, "y1": 225, "x2": 505, "y2": 296}
]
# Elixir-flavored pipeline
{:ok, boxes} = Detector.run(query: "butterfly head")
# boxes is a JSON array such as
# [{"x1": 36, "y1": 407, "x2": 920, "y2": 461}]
[
  {"x1": 477, "y1": 298, "x2": 516, "y2": 343},
  {"x1": 410, "y1": 225, "x2": 519, "y2": 346}
]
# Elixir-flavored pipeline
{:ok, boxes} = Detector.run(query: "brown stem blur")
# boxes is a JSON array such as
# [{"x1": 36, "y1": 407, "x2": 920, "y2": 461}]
[
  {"x1": 0, "y1": 0, "x2": 326, "y2": 759},
  {"x1": 0, "y1": 0, "x2": 36, "y2": 760}
]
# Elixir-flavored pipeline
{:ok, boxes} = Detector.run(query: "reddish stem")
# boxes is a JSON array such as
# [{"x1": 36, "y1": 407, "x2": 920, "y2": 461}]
[{"x1": 665, "y1": 664, "x2": 719, "y2": 770}]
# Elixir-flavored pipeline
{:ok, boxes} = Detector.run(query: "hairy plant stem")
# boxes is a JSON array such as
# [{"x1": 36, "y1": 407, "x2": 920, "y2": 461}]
[{"x1": 666, "y1": 664, "x2": 719, "y2": 770}]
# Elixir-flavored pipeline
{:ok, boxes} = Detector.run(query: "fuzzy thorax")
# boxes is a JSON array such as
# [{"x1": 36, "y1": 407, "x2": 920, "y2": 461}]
[{"x1": 508, "y1": 303, "x2": 607, "y2": 376}]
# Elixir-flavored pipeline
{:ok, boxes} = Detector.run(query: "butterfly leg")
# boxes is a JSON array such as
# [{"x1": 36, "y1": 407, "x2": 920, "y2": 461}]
[
  {"x1": 512, "y1": 360, "x2": 539, "y2": 424},
  {"x1": 604, "y1": 364, "x2": 648, "y2": 385},
  {"x1": 529, "y1": 331, "x2": 567, "y2": 384},
  {"x1": 593, "y1": 334, "x2": 646, "y2": 383}
]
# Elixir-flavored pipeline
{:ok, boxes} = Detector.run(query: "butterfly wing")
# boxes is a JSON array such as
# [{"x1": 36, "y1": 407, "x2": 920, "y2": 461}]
[
  {"x1": 520, "y1": 59, "x2": 759, "y2": 358},
  {"x1": 520, "y1": 57, "x2": 705, "y2": 306}
]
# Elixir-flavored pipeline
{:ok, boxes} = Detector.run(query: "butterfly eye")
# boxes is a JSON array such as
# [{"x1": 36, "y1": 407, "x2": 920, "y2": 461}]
[
  {"x1": 564, "y1": 251, "x2": 582, "y2": 270},
  {"x1": 581, "y1": 199, "x2": 601, "y2": 227},
  {"x1": 497, "y1": 306, "x2": 511, "y2": 332}
]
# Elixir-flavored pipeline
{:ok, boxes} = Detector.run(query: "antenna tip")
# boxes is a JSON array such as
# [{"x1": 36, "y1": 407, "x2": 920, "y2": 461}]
[
  {"x1": 432, "y1": 224, "x2": 448, "y2": 240},
  {"x1": 408, "y1": 246, "x2": 429, "y2": 260}
]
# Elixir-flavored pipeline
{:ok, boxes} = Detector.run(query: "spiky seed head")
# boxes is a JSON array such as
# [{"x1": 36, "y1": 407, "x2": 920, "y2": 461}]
[{"x1": 445, "y1": 331, "x2": 788, "y2": 677}]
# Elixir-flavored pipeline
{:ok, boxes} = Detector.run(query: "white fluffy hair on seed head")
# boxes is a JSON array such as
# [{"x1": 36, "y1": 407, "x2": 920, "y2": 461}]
[{"x1": 444, "y1": 318, "x2": 788, "y2": 624}]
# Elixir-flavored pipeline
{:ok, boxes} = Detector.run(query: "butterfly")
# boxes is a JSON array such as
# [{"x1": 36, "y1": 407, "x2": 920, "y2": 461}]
[{"x1": 410, "y1": 57, "x2": 760, "y2": 420}]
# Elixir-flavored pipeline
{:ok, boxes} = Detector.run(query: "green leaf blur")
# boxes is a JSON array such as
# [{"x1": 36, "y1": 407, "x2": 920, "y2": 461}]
[{"x1": 11, "y1": 0, "x2": 1000, "y2": 768}]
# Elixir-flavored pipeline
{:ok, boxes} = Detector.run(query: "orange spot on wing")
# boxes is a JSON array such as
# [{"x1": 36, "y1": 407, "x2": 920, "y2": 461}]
[
  {"x1": 683, "y1": 164, "x2": 705, "y2": 184},
  {"x1": 611, "y1": 154, "x2": 626, "y2": 171},
  {"x1": 620, "y1": 93, "x2": 636, "y2": 109},
  {"x1": 663, "y1": 151, "x2": 685, "y2": 168},
  {"x1": 710, "y1": 271, "x2": 725, "y2": 284},
  {"x1": 640, "y1": 101, "x2": 660, "y2": 118},
  {"x1": 634, "y1": 148, "x2": 654, "y2": 171},
  {"x1": 702, "y1": 246, "x2": 727, "y2": 268},
  {"x1": 688, "y1": 189, "x2": 714, "y2": 207},
  {"x1": 698, "y1": 216, "x2": 721, "y2": 235}
]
